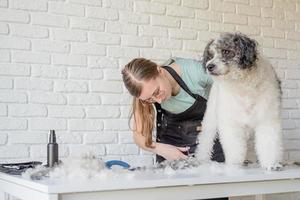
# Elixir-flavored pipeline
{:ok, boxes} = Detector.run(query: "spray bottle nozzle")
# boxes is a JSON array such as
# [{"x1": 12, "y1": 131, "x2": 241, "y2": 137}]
[{"x1": 49, "y1": 130, "x2": 56, "y2": 143}]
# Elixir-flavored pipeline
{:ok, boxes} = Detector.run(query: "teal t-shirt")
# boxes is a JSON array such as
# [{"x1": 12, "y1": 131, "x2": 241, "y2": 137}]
[{"x1": 160, "y1": 57, "x2": 213, "y2": 114}]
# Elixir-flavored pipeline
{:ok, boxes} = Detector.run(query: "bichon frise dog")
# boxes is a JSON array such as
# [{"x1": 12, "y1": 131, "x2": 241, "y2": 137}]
[{"x1": 196, "y1": 33, "x2": 283, "y2": 170}]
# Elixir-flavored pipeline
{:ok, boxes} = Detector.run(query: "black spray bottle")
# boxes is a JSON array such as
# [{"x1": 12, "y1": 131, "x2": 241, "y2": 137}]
[{"x1": 47, "y1": 130, "x2": 59, "y2": 167}]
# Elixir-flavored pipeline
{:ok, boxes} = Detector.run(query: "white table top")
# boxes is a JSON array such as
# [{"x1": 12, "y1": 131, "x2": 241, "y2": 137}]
[{"x1": 1, "y1": 164, "x2": 300, "y2": 195}]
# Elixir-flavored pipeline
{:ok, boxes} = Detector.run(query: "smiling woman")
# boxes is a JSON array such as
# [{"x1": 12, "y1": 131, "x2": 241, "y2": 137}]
[{"x1": 121, "y1": 57, "x2": 226, "y2": 167}]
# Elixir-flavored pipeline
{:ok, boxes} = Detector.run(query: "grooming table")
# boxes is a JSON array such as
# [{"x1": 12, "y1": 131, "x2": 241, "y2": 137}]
[{"x1": 0, "y1": 166, "x2": 300, "y2": 200}]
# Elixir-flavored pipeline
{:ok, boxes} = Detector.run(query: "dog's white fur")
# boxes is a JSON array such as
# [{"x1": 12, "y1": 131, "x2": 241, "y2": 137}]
[{"x1": 196, "y1": 34, "x2": 283, "y2": 170}]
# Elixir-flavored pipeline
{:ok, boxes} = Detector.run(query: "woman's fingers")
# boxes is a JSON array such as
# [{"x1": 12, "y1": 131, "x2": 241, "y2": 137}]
[
  {"x1": 175, "y1": 146, "x2": 189, "y2": 160},
  {"x1": 176, "y1": 146, "x2": 190, "y2": 152},
  {"x1": 179, "y1": 153, "x2": 188, "y2": 159},
  {"x1": 167, "y1": 151, "x2": 188, "y2": 160}
]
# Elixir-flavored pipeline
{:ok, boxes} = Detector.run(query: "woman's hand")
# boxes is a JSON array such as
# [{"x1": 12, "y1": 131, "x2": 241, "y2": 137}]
[{"x1": 153, "y1": 143, "x2": 190, "y2": 161}]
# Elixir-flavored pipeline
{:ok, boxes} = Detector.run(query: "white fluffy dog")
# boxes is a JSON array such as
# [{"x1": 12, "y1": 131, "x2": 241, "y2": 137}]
[{"x1": 196, "y1": 33, "x2": 283, "y2": 170}]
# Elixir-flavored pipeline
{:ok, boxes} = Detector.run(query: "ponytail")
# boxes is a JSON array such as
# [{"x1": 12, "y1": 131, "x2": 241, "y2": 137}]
[{"x1": 131, "y1": 97, "x2": 155, "y2": 148}]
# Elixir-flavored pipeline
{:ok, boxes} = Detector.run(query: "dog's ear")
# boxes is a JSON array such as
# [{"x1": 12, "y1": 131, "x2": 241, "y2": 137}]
[
  {"x1": 233, "y1": 33, "x2": 258, "y2": 69},
  {"x1": 202, "y1": 39, "x2": 214, "y2": 72}
]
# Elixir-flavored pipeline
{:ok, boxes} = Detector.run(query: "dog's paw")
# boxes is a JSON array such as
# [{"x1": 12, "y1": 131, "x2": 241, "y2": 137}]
[{"x1": 265, "y1": 163, "x2": 283, "y2": 171}]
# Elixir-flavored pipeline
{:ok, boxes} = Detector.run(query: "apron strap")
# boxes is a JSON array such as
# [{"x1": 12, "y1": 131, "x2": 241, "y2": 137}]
[{"x1": 162, "y1": 65, "x2": 200, "y2": 100}]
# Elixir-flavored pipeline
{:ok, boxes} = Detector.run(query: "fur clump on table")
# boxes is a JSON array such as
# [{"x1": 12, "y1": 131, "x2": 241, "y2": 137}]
[{"x1": 22, "y1": 153, "x2": 107, "y2": 180}]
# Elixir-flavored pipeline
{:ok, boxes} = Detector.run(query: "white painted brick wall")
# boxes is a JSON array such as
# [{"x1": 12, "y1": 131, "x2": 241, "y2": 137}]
[
  {"x1": 84, "y1": 132, "x2": 118, "y2": 144},
  {"x1": 32, "y1": 13, "x2": 68, "y2": 28},
  {"x1": 32, "y1": 40, "x2": 70, "y2": 53},
  {"x1": 0, "y1": 9, "x2": 30, "y2": 23},
  {"x1": 10, "y1": 0, "x2": 48, "y2": 12},
  {"x1": 0, "y1": 36, "x2": 30, "y2": 50},
  {"x1": 52, "y1": 54, "x2": 87, "y2": 66},
  {"x1": 10, "y1": 24, "x2": 49, "y2": 38},
  {"x1": 0, "y1": 1, "x2": 300, "y2": 199},
  {"x1": 9, "y1": 104, "x2": 47, "y2": 117}
]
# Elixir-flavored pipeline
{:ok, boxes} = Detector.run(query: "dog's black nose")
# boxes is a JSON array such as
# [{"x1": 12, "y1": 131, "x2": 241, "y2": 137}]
[{"x1": 207, "y1": 63, "x2": 216, "y2": 72}]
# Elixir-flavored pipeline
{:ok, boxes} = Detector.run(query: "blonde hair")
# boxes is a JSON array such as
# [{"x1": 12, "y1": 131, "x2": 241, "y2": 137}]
[{"x1": 121, "y1": 58, "x2": 159, "y2": 148}]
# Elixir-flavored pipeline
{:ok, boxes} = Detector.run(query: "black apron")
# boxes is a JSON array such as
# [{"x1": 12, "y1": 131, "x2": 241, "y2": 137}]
[{"x1": 155, "y1": 65, "x2": 225, "y2": 164}]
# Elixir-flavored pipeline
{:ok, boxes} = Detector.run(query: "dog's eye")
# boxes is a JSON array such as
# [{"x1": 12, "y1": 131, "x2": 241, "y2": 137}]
[
  {"x1": 222, "y1": 49, "x2": 235, "y2": 58},
  {"x1": 222, "y1": 49, "x2": 230, "y2": 55}
]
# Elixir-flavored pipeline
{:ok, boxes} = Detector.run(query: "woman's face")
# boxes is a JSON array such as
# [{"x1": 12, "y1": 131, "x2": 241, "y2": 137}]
[{"x1": 139, "y1": 71, "x2": 172, "y2": 104}]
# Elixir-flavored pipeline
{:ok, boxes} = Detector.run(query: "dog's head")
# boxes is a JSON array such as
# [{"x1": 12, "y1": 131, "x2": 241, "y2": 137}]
[{"x1": 202, "y1": 33, "x2": 258, "y2": 77}]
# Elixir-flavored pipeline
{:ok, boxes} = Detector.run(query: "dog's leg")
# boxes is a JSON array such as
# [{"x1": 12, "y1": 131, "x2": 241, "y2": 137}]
[
  {"x1": 196, "y1": 84, "x2": 218, "y2": 162},
  {"x1": 254, "y1": 122, "x2": 283, "y2": 170},
  {"x1": 196, "y1": 119, "x2": 217, "y2": 162},
  {"x1": 219, "y1": 125, "x2": 247, "y2": 166}
]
